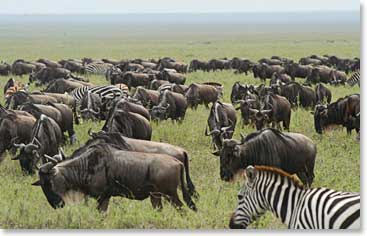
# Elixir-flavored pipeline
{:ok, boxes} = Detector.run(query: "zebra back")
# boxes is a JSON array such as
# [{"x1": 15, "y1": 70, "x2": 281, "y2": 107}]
[
  {"x1": 70, "y1": 85, "x2": 125, "y2": 106},
  {"x1": 85, "y1": 63, "x2": 114, "y2": 76}
]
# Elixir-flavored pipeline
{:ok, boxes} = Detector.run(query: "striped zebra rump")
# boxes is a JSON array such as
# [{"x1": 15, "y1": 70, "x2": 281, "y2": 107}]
[
  {"x1": 70, "y1": 85, "x2": 125, "y2": 107},
  {"x1": 346, "y1": 71, "x2": 360, "y2": 87},
  {"x1": 85, "y1": 63, "x2": 114, "y2": 76}
]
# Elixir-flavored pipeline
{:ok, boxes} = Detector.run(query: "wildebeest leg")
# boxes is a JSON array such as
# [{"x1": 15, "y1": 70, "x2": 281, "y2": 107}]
[
  {"x1": 167, "y1": 191, "x2": 184, "y2": 210},
  {"x1": 150, "y1": 194, "x2": 163, "y2": 210},
  {"x1": 68, "y1": 129, "x2": 77, "y2": 144},
  {"x1": 97, "y1": 196, "x2": 110, "y2": 212}
]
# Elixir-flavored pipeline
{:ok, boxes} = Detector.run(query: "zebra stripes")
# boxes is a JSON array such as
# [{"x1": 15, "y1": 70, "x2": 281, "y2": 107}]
[
  {"x1": 84, "y1": 63, "x2": 114, "y2": 75},
  {"x1": 346, "y1": 71, "x2": 360, "y2": 87},
  {"x1": 70, "y1": 85, "x2": 126, "y2": 106},
  {"x1": 230, "y1": 166, "x2": 360, "y2": 229}
]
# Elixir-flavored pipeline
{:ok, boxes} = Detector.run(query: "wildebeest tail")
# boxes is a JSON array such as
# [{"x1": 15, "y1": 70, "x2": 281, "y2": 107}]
[
  {"x1": 179, "y1": 164, "x2": 197, "y2": 211},
  {"x1": 183, "y1": 152, "x2": 199, "y2": 199}
]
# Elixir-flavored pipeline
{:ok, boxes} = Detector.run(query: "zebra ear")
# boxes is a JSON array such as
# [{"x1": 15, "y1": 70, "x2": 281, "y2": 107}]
[{"x1": 245, "y1": 166, "x2": 257, "y2": 183}]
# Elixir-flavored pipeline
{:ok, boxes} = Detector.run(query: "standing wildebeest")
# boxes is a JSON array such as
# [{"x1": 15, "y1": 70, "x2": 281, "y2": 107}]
[
  {"x1": 102, "y1": 109, "x2": 152, "y2": 140},
  {"x1": 29, "y1": 67, "x2": 71, "y2": 85},
  {"x1": 329, "y1": 70, "x2": 347, "y2": 85},
  {"x1": 11, "y1": 60, "x2": 40, "y2": 76},
  {"x1": 32, "y1": 143, "x2": 197, "y2": 212},
  {"x1": 161, "y1": 70, "x2": 186, "y2": 85},
  {"x1": 0, "y1": 61, "x2": 11, "y2": 75},
  {"x1": 61, "y1": 60, "x2": 85, "y2": 74},
  {"x1": 298, "y1": 85, "x2": 317, "y2": 109},
  {"x1": 205, "y1": 101, "x2": 237, "y2": 151},
  {"x1": 157, "y1": 83, "x2": 188, "y2": 95},
  {"x1": 149, "y1": 79, "x2": 170, "y2": 90},
  {"x1": 0, "y1": 111, "x2": 36, "y2": 161},
  {"x1": 157, "y1": 58, "x2": 188, "y2": 73},
  {"x1": 85, "y1": 130, "x2": 198, "y2": 198},
  {"x1": 230, "y1": 82, "x2": 251, "y2": 104},
  {"x1": 313, "y1": 94, "x2": 360, "y2": 135},
  {"x1": 12, "y1": 114, "x2": 63, "y2": 174},
  {"x1": 306, "y1": 66, "x2": 334, "y2": 84},
  {"x1": 80, "y1": 90, "x2": 103, "y2": 121},
  {"x1": 20, "y1": 103, "x2": 76, "y2": 144},
  {"x1": 189, "y1": 59, "x2": 209, "y2": 72},
  {"x1": 43, "y1": 78, "x2": 93, "y2": 94},
  {"x1": 234, "y1": 99, "x2": 259, "y2": 127},
  {"x1": 208, "y1": 59, "x2": 231, "y2": 71},
  {"x1": 185, "y1": 83, "x2": 219, "y2": 109},
  {"x1": 269, "y1": 72, "x2": 291, "y2": 86},
  {"x1": 315, "y1": 83, "x2": 332, "y2": 104},
  {"x1": 150, "y1": 90, "x2": 188, "y2": 122},
  {"x1": 120, "y1": 72, "x2": 154, "y2": 89},
  {"x1": 36, "y1": 58, "x2": 62, "y2": 68},
  {"x1": 103, "y1": 98, "x2": 150, "y2": 122},
  {"x1": 6, "y1": 91, "x2": 58, "y2": 109},
  {"x1": 258, "y1": 58, "x2": 282, "y2": 66},
  {"x1": 132, "y1": 86, "x2": 160, "y2": 109},
  {"x1": 284, "y1": 63, "x2": 313, "y2": 81},
  {"x1": 252, "y1": 63, "x2": 285, "y2": 82},
  {"x1": 257, "y1": 93, "x2": 291, "y2": 130},
  {"x1": 216, "y1": 128, "x2": 316, "y2": 187}
]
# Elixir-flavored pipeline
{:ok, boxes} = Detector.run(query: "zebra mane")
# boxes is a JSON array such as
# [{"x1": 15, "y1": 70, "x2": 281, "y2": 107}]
[{"x1": 254, "y1": 165, "x2": 304, "y2": 189}]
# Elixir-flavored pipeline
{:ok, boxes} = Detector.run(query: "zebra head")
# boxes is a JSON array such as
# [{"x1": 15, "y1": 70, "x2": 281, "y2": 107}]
[{"x1": 229, "y1": 166, "x2": 266, "y2": 229}]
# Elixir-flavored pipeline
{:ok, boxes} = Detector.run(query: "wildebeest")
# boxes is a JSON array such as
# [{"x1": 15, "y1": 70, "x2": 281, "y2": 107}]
[
  {"x1": 103, "y1": 98, "x2": 150, "y2": 122},
  {"x1": 230, "y1": 57, "x2": 253, "y2": 75},
  {"x1": 132, "y1": 87, "x2": 160, "y2": 109},
  {"x1": 37, "y1": 58, "x2": 62, "y2": 68},
  {"x1": 119, "y1": 72, "x2": 154, "y2": 89},
  {"x1": 80, "y1": 90, "x2": 103, "y2": 121},
  {"x1": 269, "y1": 72, "x2": 291, "y2": 86},
  {"x1": 149, "y1": 79, "x2": 170, "y2": 90},
  {"x1": 234, "y1": 99, "x2": 259, "y2": 127},
  {"x1": 32, "y1": 143, "x2": 197, "y2": 212},
  {"x1": 0, "y1": 61, "x2": 11, "y2": 75},
  {"x1": 185, "y1": 83, "x2": 219, "y2": 109},
  {"x1": 161, "y1": 69, "x2": 186, "y2": 84},
  {"x1": 284, "y1": 63, "x2": 313, "y2": 80},
  {"x1": 29, "y1": 67, "x2": 71, "y2": 85},
  {"x1": 205, "y1": 101, "x2": 237, "y2": 151},
  {"x1": 315, "y1": 83, "x2": 332, "y2": 104},
  {"x1": 306, "y1": 66, "x2": 334, "y2": 84},
  {"x1": 12, "y1": 114, "x2": 63, "y2": 174},
  {"x1": 43, "y1": 78, "x2": 93, "y2": 94},
  {"x1": 313, "y1": 94, "x2": 360, "y2": 134},
  {"x1": 6, "y1": 91, "x2": 58, "y2": 109},
  {"x1": 84, "y1": 130, "x2": 198, "y2": 198},
  {"x1": 298, "y1": 85, "x2": 316, "y2": 109},
  {"x1": 189, "y1": 59, "x2": 209, "y2": 72},
  {"x1": 252, "y1": 63, "x2": 285, "y2": 82},
  {"x1": 151, "y1": 90, "x2": 188, "y2": 122},
  {"x1": 157, "y1": 58, "x2": 188, "y2": 73},
  {"x1": 11, "y1": 60, "x2": 40, "y2": 76},
  {"x1": 216, "y1": 128, "x2": 316, "y2": 187},
  {"x1": 258, "y1": 58, "x2": 282, "y2": 66},
  {"x1": 20, "y1": 103, "x2": 76, "y2": 144},
  {"x1": 102, "y1": 109, "x2": 152, "y2": 140},
  {"x1": 157, "y1": 83, "x2": 188, "y2": 95},
  {"x1": 208, "y1": 58, "x2": 231, "y2": 71}
]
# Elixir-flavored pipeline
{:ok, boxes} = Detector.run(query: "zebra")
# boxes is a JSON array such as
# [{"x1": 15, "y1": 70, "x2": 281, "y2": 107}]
[
  {"x1": 230, "y1": 166, "x2": 360, "y2": 229},
  {"x1": 84, "y1": 62, "x2": 114, "y2": 76},
  {"x1": 346, "y1": 71, "x2": 360, "y2": 87},
  {"x1": 70, "y1": 85, "x2": 126, "y2": 107}
]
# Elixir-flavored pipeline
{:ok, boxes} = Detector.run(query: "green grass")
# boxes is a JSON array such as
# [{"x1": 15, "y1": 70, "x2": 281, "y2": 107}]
[{"x1": 0, "y1": 28, "x2": 360, "y2": 229}]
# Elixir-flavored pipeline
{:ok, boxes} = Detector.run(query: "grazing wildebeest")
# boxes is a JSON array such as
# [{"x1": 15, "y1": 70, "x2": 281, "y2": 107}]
[
  {"x1": 258, "y1": 58, "x2": 283, "y2": 66},
  {"x1": 84, "y1": 130, "x2": 198, "y2": 198},
  {"x1": 6, "y1": 91, "x2": 58, "y2": 109},
  {"x1": 306, "y1": 66, "x2": 334, "y2": 84},
  {"x1": 269, "y1": 72, "x2": 291, "y2": 86},
  {"x1": 32, "y1": 143, "x2": 197, "y2": 212},
  {"x1": 157, "y1": 83, "x2": 188, "y2": 95},
  {"x1": 298, "y1": 85, "x2": 317, "y2": 109},
  {"x1": 80, "y1": 90, "x2": 103, "y2": 121},
  {"x1": 102, "y1": 109, "x2": 152, "y2": 140},
  {"x1": 161, "y1": 69, "x2": 186, "y2": 85},
  {"x1": 103, "y1": 98, "x2": 150, "y2": 122},
  {"x1": 208, "y1": 59, "x2": 231, "y2": 71},
  {"x1": 149, "y1": 79, "x2": 170, "y2": 90},
  {"x1": 205, "y1": 101, "x2": 237, "y2": 151},
  {"x1": 29, "y1": 67, "x2": 71, "y2": 85},
  {"x1": 189, "y1": 59, "x2": 209, "y2": 72},
  {"x1": 313, "y1": 94, "x2": 360, "y2": 135},
  {"x1": 0, "y1": 61, "x2": 11, "y2": 75},
  {"x1": 284, "y1": 63, "x2": 313, "y2": 81},
  {"x1": 230, "y1": 57, "x2": 253, "y2": 75},
  {"x1": 150, "y1": 90, "x2": 188, "y2": 122},
  {"x1": 216, "y1": 128, "x2": 316, "y2": 187},
  {"x1": 12, "y1": 114, "x2": 63, "y2": 174},
  {"x1": 185, "y1": 83, "x2": 219, "y2": 109},
  {"x1": 234, "y1": 98, "x2": 259, "y2": 127},
  {"x1": 315, "y1": 83, "x2": 332, "y2": 104},
  {"x1": 11, "y1": 60, "x2": 39, "y2": 76},
  {"x1": 43, "y1": 78, "x2": 92, "y2": 94},
  {"x1": 36, "y1": 58, "x2": 62, "y2": 68},
  {"x1": 132, "y1": 86, "x2": 160, "y2": 109}
]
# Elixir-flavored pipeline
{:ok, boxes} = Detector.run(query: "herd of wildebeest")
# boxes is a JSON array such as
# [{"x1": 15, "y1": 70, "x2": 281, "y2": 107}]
[{"x1": 0, "y1": 54, "x2": 360, "y2": 229}]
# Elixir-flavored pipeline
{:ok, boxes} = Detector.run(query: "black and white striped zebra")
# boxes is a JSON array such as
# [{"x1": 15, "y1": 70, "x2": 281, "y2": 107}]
[
  {"x1": 230, "y1": 166, "x2": 360, "y2": 229},
  {"x1": 85, "y1": 63, "x2": 114, "y2": 76},
  {"x1": 70, "y1": 85, "x2": 126, "y2": 106},
  {"x1": 346, "y1": 71, "x2": 360, "y2": 87}
]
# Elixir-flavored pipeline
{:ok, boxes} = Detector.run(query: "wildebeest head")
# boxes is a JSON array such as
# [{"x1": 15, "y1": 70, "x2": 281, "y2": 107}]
[
  {"x1": 313, "y1": 104, "x2": 328, "y2": 134},
  {"x1": 80, "y1": 91, "x2": 101, "y2": 121},
  {"x1": 12, "y1": 141, "x2": 40, "y2": 174},
  {"x1": 150, "y1": 104, "x2": 169, "y2": 121},
  {"x1": 216, "y1": 136, "x2": 245, "y2": 181},
  {"x1": 249, "y1": 108, "x2": 272, "y2": 130},
  {"x1": 234, "y1": 99, "x2": 257, "y2": 125},
  {"x1": 32, "y1": 154, "x2": 65, "y2": 209}
]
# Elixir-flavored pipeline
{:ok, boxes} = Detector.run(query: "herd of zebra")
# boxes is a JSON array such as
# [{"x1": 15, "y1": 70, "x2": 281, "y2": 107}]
[{"x1": 0, "y1": 54, "x2": 360, "y2": 230}]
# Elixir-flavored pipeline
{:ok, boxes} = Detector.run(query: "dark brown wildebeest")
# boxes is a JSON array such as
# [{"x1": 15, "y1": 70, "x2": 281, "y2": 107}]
[
  {"x1": 11, "y1": 60, "x2": 39, "y2": 76},
  {"x1": 12, "y1": 114, "x2": 63, "y2": 174},
  {"x1": 185, "y1": 83, "x2": 219, "y2": 109},
  {"x1": 149, "y1": 79, "x2": 170, "y2": 90},
  {"x1": 150, "y1": 90, "x2": 188, "y2": 122},
  {"x1": 306, "y1": 66, "x2": 334, "y2": 84},
  {"x1": 313, "y1": 94, "x2": 360, "y2": 135},
  {"x1": 230, "y1": 57, "x2": 253, "y2": 75},
  {"x1": 80, "y1": 90, "x2": 103, "y2": 121},
  {"x1": 132, "y1": 87, "x2": 160, "y2": 109},
  {"x1": 161, "y1": 69, "x2": 186, "y2": 85},
  {"x1": 258, "y1": 58, "x2": 282, "y2": 66},
  {"x1": 102, "y1": 109, "x2": 152, "y2": 140},
  {"x1": 32, "y1": 143, "x2": 197, "y2": 212},
  {"x1": 259, "y1": 93, "x2": 291, "y2": 130},
  {"x1": 157, "y1": 83, "x2": 188, "y2": 95},
  {"x1": 216, "y1": 128, "x2": 316, "y2": 187},
  {"x1": 329, "y1": 70, "x2": 347, "y2": 85},
  {"x1": 284, "y1": 62, "x2": 313, "y2": 81},
  {"x1": 85, "y1": 130, "x2": 199, "y2": 198},
  {"x1": 298, "y1": 85, "x2": 316, "y2": 109},
  {"x1": 315, "y1": 83, "x2": 332, "y2": 104},
  {"x1": 29, "y1": 67, "x2": 71, "y2": 85},
  {"x1": 0, "y1": 111, "x2": 36, "y2": 161},
  {"x1": 234, "y1": 99, "x2": 259, "y2": 127},
  {"x1": 36, "y1": 58, "x2": 62, "y2": 68},
  {"x1": 120, "y1": 72, "x2": 153, "y2": 89},
  {"x1": 299, "y1": 57, "x2": 322, "y2": 66},
  {"x1": 205, "y1": 101, "x2": 237, "y2": 151},
  {"x1": 269, "y1": 72, "x2": 291, "y2": 86},
  {"x1": 189, "y1": 59, "x2": 209, "y2": 72},
  {"x1": 252, "y1": 63, "x2": 285, "y2": 82},
  {"x1": 43, "y1": 78, "x2": 93, "y2": 94},
  {"x1": 61, "y1": 60, "x2": 85, "y2": 74},
  {"x1": 0, "y1": 61, "x2": 11, "y2": 75},
  {"x1": 6, "y1": 91, "x2": 58, "y2": 110},
  {"x1": 103, "y1": 98, "x2": 150, "y2": 122},
  {"x1": 157, "y1": 58, "x2": 188, "y2": 73},
  {"x1": 208, "y1": 58, "x2": 231, "y2": 71}
]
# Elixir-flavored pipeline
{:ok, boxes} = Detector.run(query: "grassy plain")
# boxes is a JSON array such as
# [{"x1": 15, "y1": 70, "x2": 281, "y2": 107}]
[{"x1": 0, "y1": 21, "x2": 360, "y2": 229}]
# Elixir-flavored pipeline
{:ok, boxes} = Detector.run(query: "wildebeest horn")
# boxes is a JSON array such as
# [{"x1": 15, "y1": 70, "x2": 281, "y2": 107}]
[
  {"x1": 39, "y1": 161, "x2": 56, "y2": 174},
  {"x1": 206, "y1": 128, "x2": 220, "y2": 136},
  {"x1": 249, "y1": 108, "x2": 259, "y2": 114},
  {"x1": 24, "y1": 143, "x2": 39, "y2": 153},
  {"x1": 59, "y1": 148, "x2": 66, "y2": 161},
  {"x1": 44, "y1": 154, "x2": 58, "y2": 165},
  {"x1": 261, "y1": 109, "x2": 272, "y2": 114},
  {"x1": 245, "y1": 99, "x2": 256, "y2": 103},
  {"x1": 233, "y1": 100, "x2": 245, "y2": 105},
  {"x1": 13, "y1": 143, "x2": 25, "y2": 149}
]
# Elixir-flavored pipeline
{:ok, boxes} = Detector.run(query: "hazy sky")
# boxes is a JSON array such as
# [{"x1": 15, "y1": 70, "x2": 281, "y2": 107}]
[{"x1": 0, "y1": 0, "x2": 360, "y2": 14}]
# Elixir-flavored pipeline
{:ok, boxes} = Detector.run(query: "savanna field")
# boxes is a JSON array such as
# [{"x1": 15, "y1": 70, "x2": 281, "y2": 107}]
[{"x1": 0, "y1": 23, "x2": 360, "y2": 229}]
